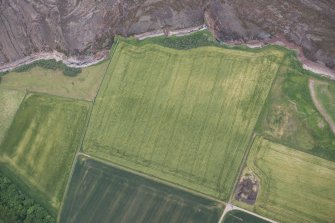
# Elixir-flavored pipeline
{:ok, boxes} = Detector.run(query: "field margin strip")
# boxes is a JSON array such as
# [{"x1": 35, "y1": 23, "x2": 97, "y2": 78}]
[
  {"x1": 227, "y1": 54, "x2": 287, "y2": 203},
  {"x1": 57, "y1": 39, "x2": 120, "y2": 222}
]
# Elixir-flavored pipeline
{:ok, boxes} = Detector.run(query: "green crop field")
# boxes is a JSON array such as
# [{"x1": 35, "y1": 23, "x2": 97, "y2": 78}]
[
  {"x1": 60, "y1": 155, "x2": 224, "y2": 223},
  {"x1": 0, "y1": 60, "x2": 109, "y2": 100},
  {"x1": 223, "y1": 210, "x2": 269, "y2": 223},
  {"x1": 0, "y1": 88, "x2": 25, "y2": 144},
  {"x1": 312, "y1": 80, "x2": 335, "y2": 125},
  {"x1": 83, "y1": 40, "x2": 284, "y2": 200},
  {"x1": 0, "y1": 93, "x2": 90, "y2": 211},
  {"x1": 234, "y1": 136, "x2": 335, "y2": 223}
]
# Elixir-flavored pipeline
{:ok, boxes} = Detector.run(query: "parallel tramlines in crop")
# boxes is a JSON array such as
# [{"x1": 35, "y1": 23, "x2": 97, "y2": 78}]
[
  {"x1": 236, "y1": 136, "x2": 335, "y2": 223},
  {"x1": 83, "y1": 41, "x2": 284, "y2": 200},
  {"x1": 60, "y1": 155, "x2": 223, "y2": 223}
]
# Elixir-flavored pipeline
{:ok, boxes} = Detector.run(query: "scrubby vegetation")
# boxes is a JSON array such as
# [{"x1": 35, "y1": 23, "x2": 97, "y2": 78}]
[
  {"x1": 124, "y1": 30, "x2": 218, "y2": 49},
  {"x1": 0, "y1": 71, "x2": 8, "y2": 77},
  {"x1": 0, "y1": 173, "x2": 55, "y2": 223},
  {"x1": 11, "y1": 59, "x2": 81, "y2": 77},
  {"x1": 256, "y1": 54, "x2": 335, "y2": 161},
  {"x1": 0, "y1": 60, "x2": 109, "y2": 100}
]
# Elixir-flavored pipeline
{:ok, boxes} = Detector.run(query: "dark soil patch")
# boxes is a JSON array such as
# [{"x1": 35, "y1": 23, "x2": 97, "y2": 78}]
[{"x1": 234, "y1": 172, "x2": 259, "y2": 205}]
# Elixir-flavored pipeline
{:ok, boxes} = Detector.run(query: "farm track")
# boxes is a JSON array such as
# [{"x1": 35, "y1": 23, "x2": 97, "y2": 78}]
[
  {"x1": 219, "y1": 203, "x2": 278, "y2": 223},
  {"x1": 309, "y1": 79, "x2": 335, "y2": 134},
  {"x1": 0, "y1": 50, "x2": 108, "y2": 73},
  {"x1": 228, "y1": 55, "x2": 286, "y2": 203}
]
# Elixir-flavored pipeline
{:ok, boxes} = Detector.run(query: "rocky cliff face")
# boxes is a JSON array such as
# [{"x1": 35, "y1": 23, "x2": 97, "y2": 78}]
[{"x1": 1, "y1": 0, "x2": 334, "y2": 69}]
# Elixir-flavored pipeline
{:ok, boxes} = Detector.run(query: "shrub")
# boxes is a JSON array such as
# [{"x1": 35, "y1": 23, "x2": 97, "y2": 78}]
[
  {"x1": 11, "y1": 59, "x2": 81, "y2": 77},
  {"x1": 63, "y1": 67, "x2": 81, "y2": 77}
]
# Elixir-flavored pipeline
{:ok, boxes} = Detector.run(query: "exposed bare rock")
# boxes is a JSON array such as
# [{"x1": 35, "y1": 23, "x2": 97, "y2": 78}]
[
  {"x1": 225, "y1": 0, "x2": 335, "y2": 69},
  {"x1": 0, "y1": 0, "x2": 335, "y2": 70}
]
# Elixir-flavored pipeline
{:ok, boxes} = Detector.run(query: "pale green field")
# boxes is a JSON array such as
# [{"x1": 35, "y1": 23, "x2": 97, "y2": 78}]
[
  {"x1": 83, "y1": 40, "x2": 284, "y2": 200},
  {"x1": 234, "y1": 136, "x2": 335, "y2": 223},
  {"x1": 0, "y1": 89, "x2": 25, "y2": 144},
  {"x1": 313, "y1": 80, "x2": 335, "y2": 125},
  {"x1": 0, "y1": 94, "x2": 90, "y2": 210},
  {"x1": 0, "y1": 60, "x2": 109, "y2": 100}
]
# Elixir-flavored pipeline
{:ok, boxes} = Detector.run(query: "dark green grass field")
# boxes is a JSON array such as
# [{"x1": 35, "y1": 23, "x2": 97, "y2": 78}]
[
  {"x1": 83, "y1": 39, "x2": 285, "y2": 200},
  {"x1": 256, "y1": 54, "x2": 335, "y2": 161},
  {"x1": 223, "y1": 210, "x2": 269, "y2": 223},
  {"x1": 0, "y1": 93, "x2": 90, "y2": 211},
  {"x1": 60, "y1": 155, "x2": 224, "y2": 223}
]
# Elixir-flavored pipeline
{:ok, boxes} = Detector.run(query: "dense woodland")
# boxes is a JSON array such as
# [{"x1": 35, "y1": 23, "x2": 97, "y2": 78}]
[{"x1": 0, "y1": 173, "x2": 55, "y2": 223}]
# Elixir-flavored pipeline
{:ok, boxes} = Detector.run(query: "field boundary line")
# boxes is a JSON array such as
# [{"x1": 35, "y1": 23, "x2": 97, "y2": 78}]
[
  {"x1": 77, "y1": 152, "x2": 227, "y2": 205},
  {"x1": 218, "y1": 203, "x2": 278, "y2": 223},
  {"x1": 78, "y1": 38, "x2": 119, "y2": 152},
  {"x1": 227, "y1": 56, "x2": 286, "y2": 203},
  {"x1": 57, "y1": 39, "x2": 119, "y2": 222},
  {"x1": 93, "y1": 38, "x2": 120, "y2": 103},
  {"x1": 24, "y1": 89, "x2": 92, "y2": 103},
  {"x1": 56, "y1": 102, "x2": 93, "y2": 222},
  {"x1": 56, "y1": 154, "x2": 79, "y2": 222},
  {"x1": 0, "y1": 86, "x2": 26, "y2": 94}
]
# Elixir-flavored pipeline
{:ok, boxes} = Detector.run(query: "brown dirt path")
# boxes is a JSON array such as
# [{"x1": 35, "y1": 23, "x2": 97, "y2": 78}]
[{"x1": 309, "y1": 79, "x2": 335, "y2": 135}]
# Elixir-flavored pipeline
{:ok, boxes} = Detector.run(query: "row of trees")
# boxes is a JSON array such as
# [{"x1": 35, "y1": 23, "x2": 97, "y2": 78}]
[
  {"x1": 0, "y1": 174, "x2": 55, "y2": 223},
  {"x1": 150, "y1": 31, "x2": 217, "y2": 50},
  {"x1": 13, "y1": 59, "x2": 81, "y2": 77}
]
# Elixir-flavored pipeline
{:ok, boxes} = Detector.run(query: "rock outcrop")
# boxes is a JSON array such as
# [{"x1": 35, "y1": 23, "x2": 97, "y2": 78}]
[{"x1": 1, "y1": 0, "x2": 334, "y2": 70}]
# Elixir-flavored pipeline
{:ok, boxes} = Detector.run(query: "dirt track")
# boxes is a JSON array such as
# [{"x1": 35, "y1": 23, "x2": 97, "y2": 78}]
[
  {"x1": 309, "y1": 79, "x2": 335, "y2": 135},
  {"x1": 218, "y1": 203, "x2": 278, "y2": 223},
  {"x1": 0, "y1": 50, "x2": 108, "y2": 73}
]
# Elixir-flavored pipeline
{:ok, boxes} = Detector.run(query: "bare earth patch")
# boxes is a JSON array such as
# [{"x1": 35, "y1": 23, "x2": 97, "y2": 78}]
[{"x1": 234, "y1": 169, "x2": 259, "y2": 205}]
